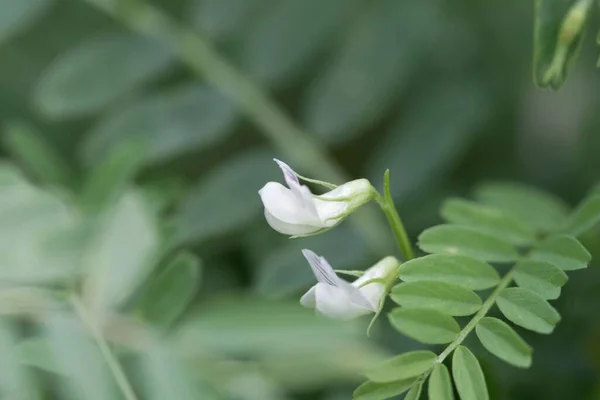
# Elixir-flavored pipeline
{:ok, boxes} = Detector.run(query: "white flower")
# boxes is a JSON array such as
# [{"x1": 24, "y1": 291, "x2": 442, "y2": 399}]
[
  {"x1": 299, "y1": 249, "x2": 399, "y2": 320},
  {"x1": 258, "y1": 159, "x2": 372, "y2": 236}
]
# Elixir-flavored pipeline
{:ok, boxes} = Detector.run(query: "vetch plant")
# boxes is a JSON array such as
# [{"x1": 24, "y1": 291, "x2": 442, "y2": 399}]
[{"x1": 260, "y1": 160, "x2": 595, "y2": 400}]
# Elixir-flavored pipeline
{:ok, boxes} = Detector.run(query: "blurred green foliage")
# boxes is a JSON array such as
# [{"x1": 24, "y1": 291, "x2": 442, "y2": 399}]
[{"x1": 0, "y1": 0, "x2": 600, "y2": 399}]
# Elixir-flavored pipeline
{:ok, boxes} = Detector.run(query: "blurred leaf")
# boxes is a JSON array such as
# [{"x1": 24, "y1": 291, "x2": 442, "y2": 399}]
[
  {"x1": 260, "y1": 341, "x2": 386, "y2": 390},
  {"x1": 43, "y1": 312, "x2": 118, "y2": 400},
  {"x1": 365, "y1": 350, "x2": 437, "y2": 383},
  {"x1": 0, "y1": 0, "x2": 50, "y2": 45},
  {"x1": 398, "y1": 254, "x2": 500, "y2": 291},
  {"x1": 533, "y1": 0, "x2": 589, "y2": 89},
  {"x1": 429, "y1": 364, "x2": 454, "y2": 400},
  {"x1": 452, "y1": 346, "x2": 489, "y2": 400},
  {"x1": 475, "y1": 317, "x2": 532, "y2": 368},
  {"x1": 3, "y1": 121, "x2": 73, "y2": 187},
  {"x1": 174, "y1": 149, "x2": 279, "y2": 244},
  {"x1": 0, "y1": 320, "x2": 40, "y2": 399},
  {"x1": 302, "y1": 0, "x2": 440, "y2": 143},
  {"x1": 79, "y1": 140, "x2": 146, "y2": 212},
  {"x1": 84, "y1": 191, "x2": 159, "y2": 311},
  {"x1": 137, "y1": 251, "x2": 201, "y2": 329},
  {"x1": 390, "y1": 281, "x2": 482, "y2": 316},
  {"x1": 353, "y1": 378, "x2": 418, "y2": 400},
  {"x1": 367, "y1": 81, "x2": 489, "y2": 199},
  {"x1": 562, "y1": 195, "x2": 600, "y2": 236},
  {"x1": 0, "y1": 164, "x2": 81, "y2": 284},
  {"x1": 16, "y1": 337, "x2": 62, "y2": 375},
  {"x1": 473, "y1": 182, "x2": 569, "y2": 232},
  {"x1": 418, "y1": 225, "x2": 519, "y2": 263},
  {"x1": 34, "y1": 33, "x2": 174, "y2": 118},
  {"x1": 175, "y1": 299, "x2": 363, "y2": 358},
  {"x1": 404, "y1": 381, "x2": 423, "y2": 400},
  {"x1": 139, "y1": 176, "x2": 187, "y2": 215},
  {"x1": 224, "y1": 368, "x2": 289, "y2": 400},
  {"x1": 530, "y1": 234, "x2": 591, "y2": 271},
  {"x1": 254, "y1": 226, "x2": 369, "y2": 298},
  {"x1": 496, "y1": 287, "x2": 561, "y2": 334},
  {"x1": 139, "y1": 338, "x2": 216, "y2": 400},
  {"x1": 83, "y1": 84, "x2": 237, "y2": 166},
  {"x1": 190, "y1": 0, "x2": 268, "y2": 41},
  {"x1": 513, "y1": 260, "x2": 568, "y2": 300},
  {"x1": 440, "y1": 198, "x2": 535, "y2": 246},
  {"x1": 237, "y1": 0, "x2": 357, "y2": 87},
  {"x1": 388, "y1": 308, "x2": 460, "y2": 344}
]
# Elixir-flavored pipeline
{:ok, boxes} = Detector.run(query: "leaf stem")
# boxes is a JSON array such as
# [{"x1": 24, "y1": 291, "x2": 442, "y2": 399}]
[
  {"x1": 70, "y1": 296, "x2": 139, "y2": 400},
  {"x1": 436, "y1": 267, "x2": 516, "y2": 364},
  {"x1": 374, "y1": 170, "x2": 415, "y2": 260},
  {"x1": 78, "y1": 0, "x2": 393, "y2": 255}
]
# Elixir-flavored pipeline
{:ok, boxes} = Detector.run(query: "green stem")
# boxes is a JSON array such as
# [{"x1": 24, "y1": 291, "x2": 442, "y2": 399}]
[
  {"x1": 375, "y1": 170, "x2": 415, "y2": 260},
  {"x1": 78, "y1": 0, "x2": 392, "y2": 255},
  {"x1": 436, "y1": 267, "x2": 516, "y2": 364},
  {"x1": 71, "y1": 296, "x2": 139, "y2": 400}
]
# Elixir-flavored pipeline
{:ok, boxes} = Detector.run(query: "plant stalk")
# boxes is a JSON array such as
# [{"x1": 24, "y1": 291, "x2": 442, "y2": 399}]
[
  {"x1": 71, "y1": 296, "x2": 139, "y2": 400},
  {"x1": 374, "y1": 170, "x2": 415, "y2": 260},
  {"x1": 436, "y1": 267, "x2": 516, "y2": 363}
]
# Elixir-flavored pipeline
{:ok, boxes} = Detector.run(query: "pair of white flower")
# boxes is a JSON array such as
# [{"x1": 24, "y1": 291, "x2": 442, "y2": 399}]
[{"x1": 258, "y1": 159, "x2": 397, "y2": 319}]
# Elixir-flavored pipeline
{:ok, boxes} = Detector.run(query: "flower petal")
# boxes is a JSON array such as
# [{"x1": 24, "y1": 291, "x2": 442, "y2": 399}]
[
  {"x1": 300, "y1": 285, "x2": 317, "y2": 308},
  {"x1": 259, "y1": 182, "x2": 320, "y2": 226},
  {"x1": 273, "y1": 158, "x2": 299, "y2": 187},
  {"x1": 301, "y1": 249, "x2": 340, "y2": 286},
  {"x1": 289, "y1": 181, "x2": 320, "y2": 220},
  {"x1": 314, "y1": 283, "x2": 372, "y2": 320},
  {"x1": 264, "y1": 210, "x2": 319, "y2": 235}
]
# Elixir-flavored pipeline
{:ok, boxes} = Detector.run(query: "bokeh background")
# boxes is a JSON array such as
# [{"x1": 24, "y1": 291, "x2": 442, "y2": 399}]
[{"x1": 1, "y1": 0, "x2": 600, "y2": 399}]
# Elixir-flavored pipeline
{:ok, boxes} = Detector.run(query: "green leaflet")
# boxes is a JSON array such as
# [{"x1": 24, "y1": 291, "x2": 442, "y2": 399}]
[
  {"x1": 452, "y1": 346, "x2": 489, "y2": 400},
  {"x1": 136, "y1": 252, "x2": 202, "y2": 329},
  {"x1": 82, "y1": 84, "x2": 238, "y2": 166},
  {"x1": 390, "y1": 281, "x2": 482, "y2": 316},
  {"x1": 398, "y1": 254, "x2": 500, "y2": 291},
  {"x1": 364, "y1": 350, "x2": 437, "y2": 383},
  {"x1": 79, "y1": 140, "x2": 146, "y2": 212},
  {"x1": 428, "y1": 364, "x2": 454, "y2": 400},
  {"x1": 473, "y1": 182, "x2": 569, "y2": 232},
  {"x1": 476, "y1": 317, "x2": 532, "y2": 368},
  {"x1": 84, "y1": 191, "x2": 160, "y2": 311},
  {"x1": 0, "y1": 0, "x2": 49, "y2": 45},
  {"x1": 496, "y1": 287, "x2": 561, "y2": 334},
  {"x1": 353, "y1": 378, "x2": 418, "y2": 400},
  {"x1": 3, "y1": 122, "x2": 73, "y2": 188},
  {"x1": 404, "y1": 381, "x2": 423, "y2": 400},
  {"x1": 562, "y1": 195, "x2": 600, "y2": 236},
  {"x1": 529, "y1": 234, "x2": 591, "y2": 271},
  {"x1": 418, "y1": 224, "x2": 519, "y2": 263},
  {"x1": 34, "y1": 34, "x2": 174, "y2": 118},
  {"x1": 441, "y1": 198, "x2": 535, "y2": 246},
  {"x1": 388, "y1": 308, "x2": 460, "y2": 344},
  {"x1": 513, "y1": 259, "x2": 568, "y2": 300},
  {"x1": 15, "y1": 338, "x2": 62, "y2": 375}
]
